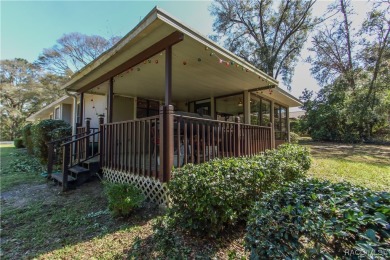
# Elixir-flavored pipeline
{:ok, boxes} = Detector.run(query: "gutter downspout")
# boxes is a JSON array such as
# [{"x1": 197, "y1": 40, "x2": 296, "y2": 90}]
[{"x1": 65, "y1": 90, "x2": 78, "y2": 136}]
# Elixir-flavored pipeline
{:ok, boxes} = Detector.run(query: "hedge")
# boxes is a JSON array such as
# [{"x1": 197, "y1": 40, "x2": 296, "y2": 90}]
[
  {"x1": 22, "y1": 123, "x2": 34, "y2": 154},
  {"x1": 246, "y1": 178, "x2": 390, "y2": 259},
  {"x1": 168, "y1": 144, "x2": 311, "y2": 235},
  {"x1": 31, "y1": 119, "x2": 71, "y2": 163},
  {"x1": 13, "y1": 138, "x2": 24, "y2": 148}
]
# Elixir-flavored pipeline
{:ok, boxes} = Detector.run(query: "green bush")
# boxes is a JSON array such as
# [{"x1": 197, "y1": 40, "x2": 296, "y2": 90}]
[
  {"x1": 13, "y1": 138, "x2": 24, "y2": 148},
  {"x1": 31, "y1": 119, "x2": 71, "y2": 163},
  {"x1": 246, "y1": 178, "x2": 390, "y2": 259},
  {"x1": 22, "y1": 123, "x2": 34, "y2": 154},
  {"x1": 50, "y1": 126, "x2": 72, "y2": 141},
  {"x1": 168, "y1": 144, "x2": 311, "y2": 235},
  {"x1": 290, "y1": 132, "x2": 300, "y2": 144},
  {"x1": 104, "y1": 182, "x2": 145, "y2": 217}
]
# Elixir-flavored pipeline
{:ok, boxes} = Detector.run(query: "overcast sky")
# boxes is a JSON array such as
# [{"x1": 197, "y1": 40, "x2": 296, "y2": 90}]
[{"x1": 1, "y1": 0, "x2": 370, "y2": 110}]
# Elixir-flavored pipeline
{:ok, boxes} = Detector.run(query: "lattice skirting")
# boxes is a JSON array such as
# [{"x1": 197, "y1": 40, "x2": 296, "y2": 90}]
[{"x1": 102, "y1": 167, "x2": 168, "y2": 206}]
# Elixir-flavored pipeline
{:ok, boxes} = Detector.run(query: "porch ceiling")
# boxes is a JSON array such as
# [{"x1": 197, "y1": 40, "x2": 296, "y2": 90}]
[{"x1": 67, "y1": 7, "x2": 301, "y2": 107}]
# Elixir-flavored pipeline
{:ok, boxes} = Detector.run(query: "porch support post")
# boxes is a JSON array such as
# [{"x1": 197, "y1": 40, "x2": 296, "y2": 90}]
[
  {"x1": 98, "y1": 114, "x2": 105, "y2": 167},
  {"x1": 270, "y1": 101, "x2": 275, "y2": 149},
  {"x1": 234, "y1": 116, "x2": 241, "y2": 157},
  {"x1": 85, "y1": 117, "x2": 91, "y2": 158},
  {"x1": 286, "y1": 107, "x2": 291, "y2": 143},
  {"x1": 210, "y1": 97, "x2": 215, "y2": 119},
  {"x1": 159, "y1": 105, "x2": 174, "y2": 182},
  {"x1": 165, "y1": 46, "x2": 172, "y2": 105},
  {"x1": 79, "y1": 93, "x2": 84, "y2": 127},
  {"x1": 107, "y1": 78, "x2": 114, "y2": 123},
  {"x1": 243, "y1": 90, "x2": 251, "y2": 124}
]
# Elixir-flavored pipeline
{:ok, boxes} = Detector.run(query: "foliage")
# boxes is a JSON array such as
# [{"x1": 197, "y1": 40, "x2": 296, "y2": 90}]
[
  {"x1": 290, "y1": 132, "x2": 299, "y2": 144},
  {"x1": 103, "y1": 182, "x2": 145, "y2": 217},
  {"x1": 31, "y1": 119, "x2": 70, "y2": 163},
  {"x1": 37, "y1": 32, "x2": 121, "y2": 77},
  {"x1": 304, "y1": 0, "x2": 390, "y2": 142},
  {"x1": 246, "y1": 178, "x2": 390, "y2": 259},
  {"x1": 13, "y1": 138, "x2": 24, "y2": 148},
  {"x1": 5, "y1": 151, "x2": 43, "y2": 174},
  {"x1": 0, "y1": 58, "x2": 63, "y2": 141},
  {"x1": 168, "y1": 144, "x2": 311, "y2": 235},
  {"x1": 21, "y1": 123, "x2": 34, "y2": 154},
  {"x1": 210, "y1": 0, "x2": 318, "y2": 88}
]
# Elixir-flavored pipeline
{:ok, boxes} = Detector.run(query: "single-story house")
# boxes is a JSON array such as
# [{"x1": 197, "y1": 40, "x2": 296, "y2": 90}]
[{"x1": 48, "y1": 7, "x2": 302, "y2": 203}]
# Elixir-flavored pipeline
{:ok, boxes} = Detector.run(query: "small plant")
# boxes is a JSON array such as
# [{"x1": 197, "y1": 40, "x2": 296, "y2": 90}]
[
  {"x1": 13, "y1": 138, "x2": 24, "y2": 148},
  {"x1": 245, "y1": 178, "x2": 390, "y2": 259},
  {"x1": 168, "y1": 144, "x2": 311, "y2": 235},
  {"x1": 103, "y1": 182, "x2": 145, "y2": 217}
]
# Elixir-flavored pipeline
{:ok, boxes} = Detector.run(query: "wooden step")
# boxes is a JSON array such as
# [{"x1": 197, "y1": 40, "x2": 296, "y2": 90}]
[
  {"x1": 51, "y1": 172, "x2": 76, "y2": 183},
  {"x1": 69, "y1": 165, "x2": 89, "y2": 174}
]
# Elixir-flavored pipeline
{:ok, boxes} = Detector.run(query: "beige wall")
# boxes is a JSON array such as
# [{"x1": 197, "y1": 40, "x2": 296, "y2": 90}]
[
  {"x1": 84, "y1": 93, "x2": 107, "y2": 128},
  {"x1": 113, "y1": 96, "x2": 135, "y2": 122}
]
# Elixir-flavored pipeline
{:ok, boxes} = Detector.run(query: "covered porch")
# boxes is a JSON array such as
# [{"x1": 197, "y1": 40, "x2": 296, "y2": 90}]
[{"x1": 59, "y1": 8, "x2": 301, "y2": 197}]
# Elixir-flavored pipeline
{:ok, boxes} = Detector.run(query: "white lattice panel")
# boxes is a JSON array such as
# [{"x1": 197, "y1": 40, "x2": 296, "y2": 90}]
[{"x1": 102, "y1": 167, "x2": 168, "y2": 205}]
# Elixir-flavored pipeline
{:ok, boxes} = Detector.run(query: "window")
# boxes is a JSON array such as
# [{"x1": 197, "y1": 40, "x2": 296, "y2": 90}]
[
  {"x1": 215, "y1": 94, "x2": 244, "y2": 122},
  {"x1": 274, "y1": 103, "x2": 288, "y2": 140},
  {"x1": 136, "y1": 98, "x2": 159, "y2": 118},
  {"x1": 250, "y1": 94, "x2": 271, "y2": 126},
  {"x1": 54, "y1": 107, "x2": 60, "y2": 119}
]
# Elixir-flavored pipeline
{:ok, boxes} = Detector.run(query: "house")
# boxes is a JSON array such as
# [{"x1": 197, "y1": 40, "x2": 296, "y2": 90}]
[
  {"x1": 27, "y1": 96, "x2": 74, "y2": 124},
  {"x1": 50, "y1": 7, "x2": 302, "y2": 204}
]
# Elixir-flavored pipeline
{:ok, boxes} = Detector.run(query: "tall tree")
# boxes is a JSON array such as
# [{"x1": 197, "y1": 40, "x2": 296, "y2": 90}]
[
  {"x1": 306, "y1": 0, "x2": 390, "y2": 140},
  {"x1": 210, "y1": 0, "x2": 317, "y2": 88},
  {"x1": 37, "y1": 32, "x2": 121, "y2": 76}
]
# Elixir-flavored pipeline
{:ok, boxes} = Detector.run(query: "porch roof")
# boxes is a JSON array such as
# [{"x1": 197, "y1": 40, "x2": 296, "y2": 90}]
[
  {"x1": 63, "y1": 7, "x2": 301, "y2": 108},
  {"x1": 27, "y1": 96, "x2": 73, "y2": 122}
]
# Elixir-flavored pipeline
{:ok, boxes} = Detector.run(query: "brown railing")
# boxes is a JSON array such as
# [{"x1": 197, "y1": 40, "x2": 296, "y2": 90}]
[
  {"x1": 100, "y1": 116, "x2": 160, "y2": 179},
  {"x1": 61, "y1": 130, "x2": 100, "y2": 191},
  {"x1": 172, "y1": 115, "x2": 272, "y2": 168},
  {"x1": 100, "y1": 110, "x2": 272, "y2": 182}
]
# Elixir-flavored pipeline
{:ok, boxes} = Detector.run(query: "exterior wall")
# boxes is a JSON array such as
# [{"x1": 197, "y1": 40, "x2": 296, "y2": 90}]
[
  {"x1": 84, "y1": 94, "x2": 107, "y2": 128},
  {"x1": 113, "y1": 96, "x2": 135, "y2": 122},
  {"x1": 61, "y1": 104, "x2": 72, "y2": 125}
]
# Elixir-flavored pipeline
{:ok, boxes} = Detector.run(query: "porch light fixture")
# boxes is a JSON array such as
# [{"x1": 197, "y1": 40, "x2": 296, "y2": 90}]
[{"x1": 238, "y1": 98, "x2": 243, "y2": 107}]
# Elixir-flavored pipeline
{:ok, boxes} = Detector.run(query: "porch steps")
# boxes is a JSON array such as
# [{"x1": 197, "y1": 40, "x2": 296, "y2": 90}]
[
  {"x1": 69, "y1": 165, "x2": 91, "y2": 186},
  {"x1": 51, "y1": 172, "x2": 77, "y2": 183}
]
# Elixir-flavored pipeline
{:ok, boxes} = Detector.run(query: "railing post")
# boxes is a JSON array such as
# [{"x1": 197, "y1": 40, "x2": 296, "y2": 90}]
[
  {"x1": 98, "y1": 114, "x2": 105, "y2": 167},
  {"x1": 85, "y1": 117, "x2": 91, "y2": 158},
  {"x1": 234, "y1": 117, "x2": 241, "y2": 157},
  {"x1": 47, "y1": 142, "x2": 54, "y2": 179},
  {"x1": 269, "y1": 122, "x2": 275, "y2": 149},
  {"x1": 159, "y1": 105, "x2": 174, "y2": 182},
  {"x1": 62, "y1": 143, "x2": 70, "y2": 192}
]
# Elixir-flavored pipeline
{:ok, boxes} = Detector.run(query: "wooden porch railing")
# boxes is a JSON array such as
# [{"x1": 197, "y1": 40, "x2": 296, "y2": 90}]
[
  {"x1": 99, "y1": 107, "x2": 273, "y2": 183},
  {"x1": 100, "y1": 116, "x2": 160, "y2": 179}
]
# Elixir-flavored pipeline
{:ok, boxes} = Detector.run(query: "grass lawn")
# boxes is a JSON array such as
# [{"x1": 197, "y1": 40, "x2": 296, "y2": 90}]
[
  {"x1": 303, "y1": 141, "x2": 390, "y2": 192},
  {"x1": 0, "y1": 144, "x2": 45, "y2": 191},
  {"x1": 1, "y1": 142, "x2": 389, "y2": 259}
]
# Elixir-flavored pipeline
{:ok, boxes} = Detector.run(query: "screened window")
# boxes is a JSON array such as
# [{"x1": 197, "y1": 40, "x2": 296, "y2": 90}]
[
  {"x1": 250, "y1": 94, "x2": 271, "y2": 126},
  {"x1": 274, "y1": 103, "x2": 288, "y2": 140},
  {"x1": 54, "y1": 107, "x2": 60, "y2": 119},
  {"x1": 136, "y1": 98, "x2": 159, "y2": 119},
  {"x1": 216, "y1": 94, "x2": 244, "y2": 122}
]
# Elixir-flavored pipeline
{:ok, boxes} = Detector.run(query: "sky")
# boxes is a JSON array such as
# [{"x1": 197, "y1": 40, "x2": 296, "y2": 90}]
[{"x1": 1, "y1": 0, "x2": 370, "y2": 110}]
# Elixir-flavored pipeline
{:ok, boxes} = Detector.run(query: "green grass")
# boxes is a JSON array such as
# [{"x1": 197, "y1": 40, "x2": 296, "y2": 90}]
[
  {"x1": 0, "y1": 144, "x2": 45, "y2": 191},
  {"x1": 303, "y1": 142, "x2": 390, "y2": 192}
]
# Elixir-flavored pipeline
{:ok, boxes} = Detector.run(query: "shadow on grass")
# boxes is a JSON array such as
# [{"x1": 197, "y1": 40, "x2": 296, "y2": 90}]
[
  {"x1": 0, "y1": 179, "x2": 162, "y2": 259},
  {"x1": 300, "y1": 141, "x2": 390, "y2": 166},
  {"x1": 126, "y1": 221, "x2": 248, "y2": 259}
]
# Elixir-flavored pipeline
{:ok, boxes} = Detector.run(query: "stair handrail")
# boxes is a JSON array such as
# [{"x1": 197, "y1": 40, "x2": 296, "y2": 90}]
[{"x1": 60, "y1": 130, "x2": 100, "y2": 191}]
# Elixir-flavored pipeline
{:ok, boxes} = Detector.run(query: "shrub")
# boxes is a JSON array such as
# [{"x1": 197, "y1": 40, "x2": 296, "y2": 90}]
[
  {"x1": 168, "y1": 144, "x2": 311, "y2": 235},
  {"x1": 246, "y1": 178, "x2": 390, "y2": 259},
  {"x1": 31, "y1": 119, "x2": 71, "y2": 163},
  {"x1": 13, "y1": 138, "x2": 24, "y2": 148},
  {"x1": 104, "y1": 182, "x2": 145, "y2": 217},
  {"x1": 22, "y1": 123, "x2": 34, "y2": 154},
  {"x1": 290, "y1": 132, "x2": 300, "y2": 144},
  {"x1": 50, "y1": 126, "x2": 72, "y2": 141}
]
